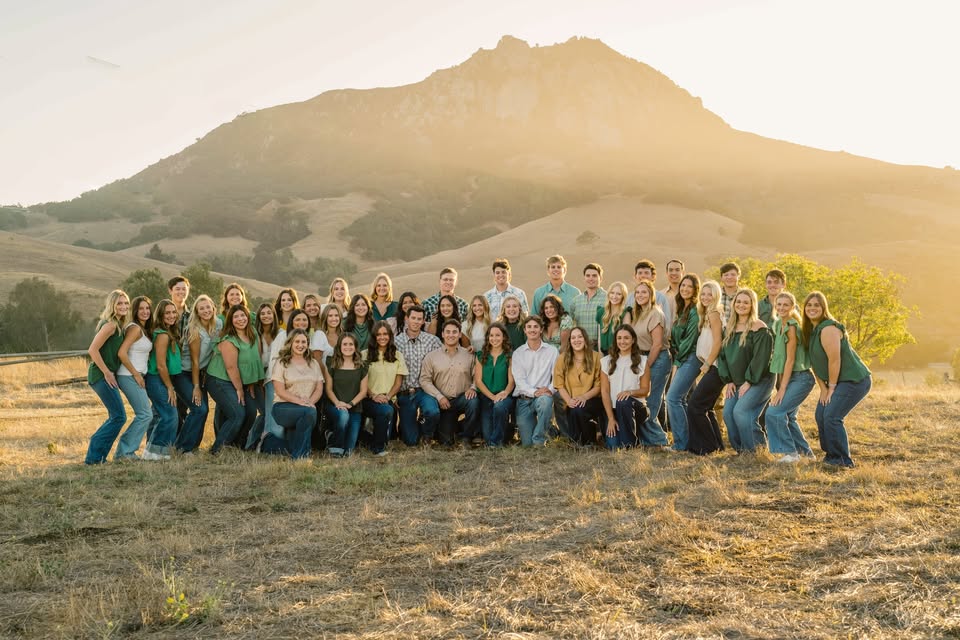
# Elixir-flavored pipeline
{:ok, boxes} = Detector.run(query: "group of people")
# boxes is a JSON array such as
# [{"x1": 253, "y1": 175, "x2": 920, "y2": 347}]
[{"x1": 85, "y1": 256, "x2": 872, "y2": 468}]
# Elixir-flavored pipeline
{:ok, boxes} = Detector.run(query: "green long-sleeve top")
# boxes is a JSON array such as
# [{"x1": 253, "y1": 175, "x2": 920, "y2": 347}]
[
  {"x1": 669, "y1": 306, "x2": 700, "y2": 366},
  {"x1": 595, "y1": 306, "x2": 627, "y2": 355},
  {"x1": 808, "y1": 319, "x2": 871, "y2": 384},
  {"x1": 503, "y1": 320, "x2": 526, "y2": 354},
  {"x1": 717, "y1": 327, "x2": 774, "y2": 386}
]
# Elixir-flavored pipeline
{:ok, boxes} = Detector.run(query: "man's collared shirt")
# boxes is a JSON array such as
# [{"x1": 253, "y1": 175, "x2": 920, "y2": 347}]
[
  {"x1": 531, "y1": 281, "x2": 581, "y2": 316},
  {"x1": 511, "y1": 341, "x2": 559, "y2": 397},
  {"x1": 485, "y1": 284, "x2": 529, "y2": 320},
  {"x1": 420, "y1": 347, "x2": 476, "y2": 400},
  {"x1": 571, "y1": 288, "x2": 608, "y2": 347},
  {"x1": 395, "y1": 330, "x2": 442, "y2": 391}
]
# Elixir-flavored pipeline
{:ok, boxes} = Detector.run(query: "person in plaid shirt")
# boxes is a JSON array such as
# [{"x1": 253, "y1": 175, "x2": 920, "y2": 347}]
[
  {"x1": 570, "y1": 263, "x2": 607, "y2": 351},
  {"x1": 395, "y1": 305, "x2": 442, "y2": 446},
  {"x1": 422, "y1": 267, "x2": 468, "y2": 323}
]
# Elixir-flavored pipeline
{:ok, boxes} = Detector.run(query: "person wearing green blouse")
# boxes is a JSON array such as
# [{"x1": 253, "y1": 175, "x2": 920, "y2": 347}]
[
  {"x1": 474, "y1": 323, "x2": 515, "y2": 446},
  {"x1": 766, "y1": 292, "x2": 816, "y2": 462},
  {"x1": 143, "y1": 300, "x2": 184, "y2": 460},
  {"x1": 595, "y1": 281, "x2": 628, "y2": 356},
  {"x1": 84, "y1": 290, "x2": 131, "y2": 464},
  {"x1": 803, "y1": 291, "x2": 872, "y2": 468},
  {"x1": 207, "y1": 304, "x2": 264, "y2": 454},
  {"x1": 665, "y1": 274, "x2": 701, "y2": 452},
  {"x1": 718, "y1": 289, "x2": 774, "y2": 453},
  {"x1": 344, "y1": 293, "x2": 374, "y2": 354}
]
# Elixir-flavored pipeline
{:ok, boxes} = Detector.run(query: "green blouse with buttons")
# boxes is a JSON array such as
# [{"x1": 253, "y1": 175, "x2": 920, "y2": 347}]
[
  {"x1": 207, "y1": 334, "x2": 264, "y2": 384},
  {"x1": 717, "y1": 327, "x2": 774, "y2": 386},
  {"x1": 669, "y1": 306, "x2": 700, "y2": 366},
  {"x1": 808, "y1": 319, "x2": 871, "y2": 384},
  {"x1": 769, "y1": 318, "x2": 810, "y2": 374}
]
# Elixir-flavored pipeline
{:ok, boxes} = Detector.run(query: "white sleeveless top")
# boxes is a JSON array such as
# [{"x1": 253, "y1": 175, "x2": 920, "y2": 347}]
[
  {"x1": 695, "y1": 312, "x2": 724, "y2": 363},
  {"x1": 117, "y1": 323, "x2": 151, "y2": 376}
]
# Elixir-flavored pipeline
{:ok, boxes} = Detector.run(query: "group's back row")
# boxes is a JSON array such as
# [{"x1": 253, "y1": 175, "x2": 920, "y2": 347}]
[{"x1": 84, "y1": 255, "x2": 871, "y2": 469}]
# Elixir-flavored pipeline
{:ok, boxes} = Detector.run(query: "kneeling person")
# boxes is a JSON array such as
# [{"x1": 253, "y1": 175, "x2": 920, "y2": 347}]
[{"x1": 420, "y1": 319, "x2": 479, "y2": 446}]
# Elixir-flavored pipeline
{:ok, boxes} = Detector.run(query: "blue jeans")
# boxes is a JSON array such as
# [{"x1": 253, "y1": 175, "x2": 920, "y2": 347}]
[
  {"x1": 437, "y1": 393, "x2": 479, "y2": 445},
  {"x1": 665, "y1": 354, "x2": 701, "y2": 451},
  {"x1": 396, "y1": 390, "x2": 440, "y2": 446},
  {"x1": 115, "y1": 374, "x2": 153, "y2": 459},
  {"x1": 642, "y1": 351, "x2": 670, "y2": 446},
  {"x1": 815, "y1": 375, "x2": 871, "y2": 467},
  {"x1": 272, "y1": 402, "x2": 316, "y2": 459},
  {"x1": 172, "y1": 372, "x2": 209, "y2": 453},
  {"x1": 85, "y1": 378, "x2": 127, "y2": 464},
  {"x1": 766, "y1": 370, "x2": 815, "y2": 455},
  {"x1": 516, "y1": 394, "x2": 554, "y2": 446},
  {"x1": 478, "y1": 395, "x2": 513, "y2": 446},
  {"x1": 208, "y1": 376, "x2": 262, "y2": 453},
  {"x1": 247, "y1": 380, "x2": 281, "y2": 450},
  {"x1": 362, "y1": 399, "x2": 394, "y2": 454},
  {"x1": 145, "y1": 373, "x2": 178, "y2": 456},
  {"x1": 326, "y1": 406, "x2": 363, "y2": 454},
  {"x1": 606, "y1": 397, "x2": 649, "y2": 450},
  {"x1": 723, "y1": 375, "x2": 775, "y2": 452}
]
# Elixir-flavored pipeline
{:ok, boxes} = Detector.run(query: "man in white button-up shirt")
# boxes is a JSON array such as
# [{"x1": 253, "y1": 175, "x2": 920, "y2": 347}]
[{"x1": 511, "y1": 316, "x2": 558, "y2": 447}]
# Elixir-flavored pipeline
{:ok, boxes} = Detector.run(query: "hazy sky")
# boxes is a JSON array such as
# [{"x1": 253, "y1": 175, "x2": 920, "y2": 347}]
[{"x1": 1, "y1": 0, "x2": 957, "y2": 205}]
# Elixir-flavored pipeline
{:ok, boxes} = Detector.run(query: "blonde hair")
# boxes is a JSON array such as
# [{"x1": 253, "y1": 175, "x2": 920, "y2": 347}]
[
  {"x1": 775, "y1": 291, "x2": 803, "y2": 327},
  {"x1": 185, "y1": 294, "x2": 218, "y2": 344},
  {"x1": 370, "y1": 273, "x2": 393, "y2": 302},
  {"x1": 463, "y1": 294, "x2": 491, "y2": 337},
  {"x1": 722, "y1": 288, "x2": 759, "y2": 348},
  {"x1": 630, "y1": 280, "x2": 657, "y2": 325},
  {"x1": 327, "y1": 278, "x2": 350, "y2": 305},
  {"x1": 99, "y1": 289, "x2": 130, "y2": 333},
  {"x1": 601, "y1": 281, "x2": 628, "y2": 331},
  {"x1": 496, "y1": 294, "x2": 527, "y2": 325},
  {"x1": 697, "y1": 281, "x2": 723, "y2": 332}
]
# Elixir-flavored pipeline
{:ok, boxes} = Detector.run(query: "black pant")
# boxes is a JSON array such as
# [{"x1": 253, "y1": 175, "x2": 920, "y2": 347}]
[
  {"x1": 686, "y1": 366, "x2": 725, "y2": 455},
  {"x1": 566, "y1": 397, "x2": 605, "y2": 445}
]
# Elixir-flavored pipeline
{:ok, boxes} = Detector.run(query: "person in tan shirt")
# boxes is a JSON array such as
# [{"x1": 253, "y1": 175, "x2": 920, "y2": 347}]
[
  {"x1": 420, "y1": 319, "x2": 478, "y2": 446},
  {"x1": 554, "y1": 327, "x2": 604, "y2": 446}
]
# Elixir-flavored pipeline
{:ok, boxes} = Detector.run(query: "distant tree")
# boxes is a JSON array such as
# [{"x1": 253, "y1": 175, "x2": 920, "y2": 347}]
[
  {"x1": 0, "y1": 278, "x2": 84, "y2": 352},
  {"x1": 146, "y1": 243, "x2": 180, "y2": 265},
  {"x1": 118, "y1": 268, "x2": 168, "y2": 305},
  {"x1": 181, "y1": 262, "x2": 224, "y2": 304},
  {"x1": 576, "y1": 230, "x2": 599, "y2": 245},
  {"x1": 708, "y1": 254, "x2": 914, "y2": 364}
]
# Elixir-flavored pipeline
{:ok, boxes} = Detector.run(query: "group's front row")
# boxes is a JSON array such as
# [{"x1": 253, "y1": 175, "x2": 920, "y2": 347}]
[{"x1": 85, "y1": 281, "x2": 871, "y2": 468}]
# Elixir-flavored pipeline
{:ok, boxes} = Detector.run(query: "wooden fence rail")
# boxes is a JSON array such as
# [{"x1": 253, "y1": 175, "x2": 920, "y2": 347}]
[{"x1": 0, "y1": 351, "x2": 88, "y2": 367}]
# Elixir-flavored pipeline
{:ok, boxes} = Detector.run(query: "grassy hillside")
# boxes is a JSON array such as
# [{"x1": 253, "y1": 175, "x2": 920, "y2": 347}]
[{"x1": 0, "y1": 360, "x2": 958, "y2": 638}]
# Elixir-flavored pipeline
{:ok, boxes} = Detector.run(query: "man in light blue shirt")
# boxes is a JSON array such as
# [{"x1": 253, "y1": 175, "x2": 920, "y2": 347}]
[
  {"x1": 531, "y1": 254, "x2": 581, "y2": 315},
  {"x1": 625, "y1": 259, "x2": 672, "y2": 338},
  {"x1": 570, "y1": 263, "x2": 607, "y2": 350},
  {"x1": 484, "y1": 258, "x2": 528, "y2": 320}
]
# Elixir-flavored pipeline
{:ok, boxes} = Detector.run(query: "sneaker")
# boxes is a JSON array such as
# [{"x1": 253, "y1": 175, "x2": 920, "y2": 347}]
[
  {"x1": 141, "y1": 451, "x2": 170, "y2": 461},
  {"x1": 778, "y1": 453, "x2": 801, "y2": 464},
  {"x1": 374, "y1": 450, "x2": 389, "y2": 457}
]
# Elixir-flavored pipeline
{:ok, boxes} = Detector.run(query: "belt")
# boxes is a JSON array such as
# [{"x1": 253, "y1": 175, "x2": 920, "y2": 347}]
[
  {"x1": 639, "y1": 350, "x2": 650, "y2": 356},
  {"x1": 401, "y1": 387, "x2": 421, "y2": 395}
]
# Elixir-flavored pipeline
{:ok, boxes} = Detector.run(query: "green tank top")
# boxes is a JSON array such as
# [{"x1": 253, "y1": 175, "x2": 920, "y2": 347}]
[
  {"x1": 87, "y1": 320, "x2": 124, "y2": 385},
  {"x1": 808, "y1": 319, "x2": 871, "y2": 384},
  {"x1": 207, "y1": 334, "x2": 264, "y2": 384},
  {"x1": 770, "y1": 318, "x2": 810, "y2": 374},
  {"x1": 147, "y1": 329, "x2": 183, "y2": 376}
]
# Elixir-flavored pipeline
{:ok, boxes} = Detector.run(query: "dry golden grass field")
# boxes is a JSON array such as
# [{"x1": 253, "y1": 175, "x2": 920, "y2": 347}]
[{"x1": 1, "y1": 359, "x2": 958, "y2": 639}]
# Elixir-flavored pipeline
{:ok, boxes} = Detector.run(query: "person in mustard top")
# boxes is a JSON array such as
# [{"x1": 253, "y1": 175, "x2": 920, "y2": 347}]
[
  {"x1": 802, "y1": 291, "x2": 872, "y2": 468},
  {"x1": 665, "y1": 274, "x2": 701, "y2": 452},
  {"x1": 718, "y1": 289, "x2": 774, "y2": 453},
  {"x1": 474, "y1": 323, "x2": 515, "y2": 447},
  {"x1": 554, "y1": 327, "x2": 603, "y2": 446},
  {"x1": 364, "y1": 321, "x2": 408, "y2": 455},
  {"x1": 84, "y1": 289, "x2": 131, "y2": 464},
  {"x1": 207, "y1": 304, "x2": 264, "y2": 454},
  {"x1": 142, "y1": 300, "x2": 184, "y2": 460},
  {"x1": 767, "y1": 291, "x2": 816, "y2": 462}
]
